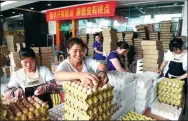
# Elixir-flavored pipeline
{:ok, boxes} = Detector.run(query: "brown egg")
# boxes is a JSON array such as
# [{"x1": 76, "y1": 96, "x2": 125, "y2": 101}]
[
  {"x1": 32, "y1": 95, "x2": 36, "y2": 99},
  {"x1": 29, "y1": 106, "x2": 35, "y2": 112},
  {"x1": 34, "y1": 97, "x2": 40, "y2": 102},
  {"x1": 23, "y1": 108, "x2": 28, "y2": 114},
  {"x1": 27, "y1": 97, "x2": 32, "y2": 101},
  {"x1": 16, "y1": 111, "x2": 22, "y2": 117},
  {"x1": 42, "y1": 102, "x2": 47, "y2": 107},
  {"x1": 35, "y1": 103, "x2": 41, "y2": 109},
  {"x1": 38, "y1": 100, "x2": 43, "y2": 104},
  {"x1": 30, "y1": 99, "x2": 35, "y2": 104},
  {"x1": 8, "y1": 115, "x2": 14, "y2": 120}
]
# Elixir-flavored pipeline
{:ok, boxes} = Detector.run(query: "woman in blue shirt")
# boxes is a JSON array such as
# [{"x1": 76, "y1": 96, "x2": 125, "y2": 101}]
[
  {"x1": 93, "y1": 33, "x2": 106, "y2": 61},
  {"x1": 107, "y1": 41, "x2": 129, "y2": 72}
]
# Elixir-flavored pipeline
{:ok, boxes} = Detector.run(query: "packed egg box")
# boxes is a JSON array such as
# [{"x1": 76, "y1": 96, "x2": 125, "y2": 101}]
[
  {"x1": 48, "y1": 104, "x2": 64, "y2": 120},
  {"x1": 157, "y1": 78, "x2": 184, "y2": 106},
  {"x1": 121, "y1": 111, "x2": 154, "y2": 120}
]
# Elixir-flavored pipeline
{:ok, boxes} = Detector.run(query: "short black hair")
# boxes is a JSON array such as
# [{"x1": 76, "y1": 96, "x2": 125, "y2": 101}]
[
  {"x1": 67, "y1": 37, "x2": 86, "y2": 50},
  {"x1": 94, "y1": 33, "x2": 100, "y2": 37},
  {"x1": 19, "y1": 47, "x2": 36, "y2": 60},
  {"x1": 117, "y1": 41, "x2": 129, "y2": 49},
  {"x1": 169, "y1": 38, "x2": 183, "y2": 52}
]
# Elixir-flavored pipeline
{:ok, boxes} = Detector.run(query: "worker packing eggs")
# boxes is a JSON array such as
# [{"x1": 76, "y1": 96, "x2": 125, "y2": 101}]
[{"x1": 63, "y1": 81, "x2": 114, "y2": 120}]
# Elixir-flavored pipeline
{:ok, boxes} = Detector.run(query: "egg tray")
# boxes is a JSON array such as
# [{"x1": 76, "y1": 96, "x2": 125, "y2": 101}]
[
  {"x1": 64, "y1": 100, "x2": 113, "y2": 117},
  {"x1": 121, "y1": 111, "x2": 155, "y2": 120},
  {"x1": 1, "y1": 96, "x2": 49, "y2": 120},
  {"x1": 159, "y1": 78, "x2": 185, "y2": 88},
  {"x1": 158, "y1": 90, "x2": 183, "y2": 100},
  {"x1": 63, "y1": 82, "x2": 114, "y2": 100},
  {"x1": 64, "y1": 104, "x2": 112, "y2": 120}
]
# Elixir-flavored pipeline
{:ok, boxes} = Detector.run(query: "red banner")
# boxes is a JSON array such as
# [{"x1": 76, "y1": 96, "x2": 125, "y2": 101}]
[{"x1": 46, "y1": 1, "x2": 116, "y2": 21}]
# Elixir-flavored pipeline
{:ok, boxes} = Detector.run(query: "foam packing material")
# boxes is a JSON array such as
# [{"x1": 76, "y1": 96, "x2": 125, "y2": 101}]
[
  {"x1": 121, "y1": 111, "x2": 154, "y2": 120},
  {"x1": 151, "y1": 99, "x2": 182, "y2": 120},
  {"x1": 157, "y1": 78, "x2": 184, "y2": 106},
  {"x1": 63, "y1": 81, "x2": 114, "y2": 120}
]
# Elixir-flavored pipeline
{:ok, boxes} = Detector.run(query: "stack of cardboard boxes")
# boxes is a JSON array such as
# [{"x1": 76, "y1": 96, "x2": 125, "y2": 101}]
[
  {"x1": 87, "y1": 34, "x2": 94, "y2": 56},
  {"x1": 5, "y1": 35, "x2": 24, "y2": 52},
  {"x1": 1, "y1": 66, "x2": 10, "y2": 77},
  {"x1": 102, "y1": 28, "x2": 118, "y2": 53},
  {"x1": 136, "y1": 25, "x2": 148, "y2": 39},
  {"x1": 79, "y1": 34, "x2": 88, "y2": 44},
  {"x1": 124, "y1": 32, "x2": 134, "y2": 45},
  {"x1": 133, "y1": 39, "x2": 143, "y2": 61},
  {"x1": 160, "y1": 21, "x2": 173, "y2": 52},
  {"x1": 31, "y1": 47, "x2": 41, "y2": 65},
  {"x1": 16, "y1": 43, "x2": 26, "y2": 52},
  {"x1": 0, "y1": 46, "x2": 9, "y2": 67},
  {"x1": 149, "y1": 32, "x2": 160, "y2": 40},
  {"x1": 40, "y1": 47, "x2": 54, "y2": 69},
  {"x1": 9, "y1": 52, "x2": 22, "y2": 75},
  {"x1": 141, "y1": 41, "x2": 164, "y2": 71},
  {"x1": 117, "y1": 32, "x2": 124, "y2": 41}
]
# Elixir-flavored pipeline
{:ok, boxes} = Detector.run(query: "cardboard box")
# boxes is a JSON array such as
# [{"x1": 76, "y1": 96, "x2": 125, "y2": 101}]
[
  {"x1": 143, "y1": 63, "x2": 160, "y2": 68},
  {"x1": 143, "y1": 58, "x2": 162, "y2": 64},
  {"x1": 142, "y1": 46, "x2": 163, "y2": 50},
  {"x1": 141, "y1": 41, "x2": 162, "y2": 46},
  {"x1": 143, "y1": 67, "x2": 158, "y2": 72},
  {"x1": 143, "y1": 54, "x2": 163, "y2": 59},
  {"x1": 143, "y1": 50, "x2": 164, "y2": 55}
]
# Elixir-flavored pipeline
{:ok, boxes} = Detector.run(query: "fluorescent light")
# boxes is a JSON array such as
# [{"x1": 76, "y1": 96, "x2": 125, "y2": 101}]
[
  {"x1": 0, "y1": 15, "x2": 3, "y2": 16},
  {"x1": 1, "y1": 1, "x2": 17, "y2": 7},
  {"x1": 140, "y1": 8, "x2": 143, "y2": 9},
  {"x1": 47, "y1": 4, "x2": 51, "y2": 6},
  {"x1": 30, "y1": 7, "x2": 34, "y2": 10},
  {"x1": 12, "y1": 12, "x2": 15, "y2": 14}
]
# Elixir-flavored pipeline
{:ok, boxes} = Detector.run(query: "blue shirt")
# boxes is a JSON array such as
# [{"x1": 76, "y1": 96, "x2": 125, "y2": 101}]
[
  {"x1": 93, "y1": 41, "x2": 106, "y2": 60},
  {"x1": 107, "y1": 51, "x2": 124, "y2": 71}
]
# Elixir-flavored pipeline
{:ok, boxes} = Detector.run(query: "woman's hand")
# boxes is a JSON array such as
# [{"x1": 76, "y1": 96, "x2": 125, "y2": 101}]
[
  {"x1": 156, "y1": 69, "x2": 162, "y2": 75},
  {"x1": 79, "y1": 73, "x2": 99, "y2": 88},
  {"x1": 34, "y1": 85, "x2": 47, "y2": 96},
  {"x1": 97, "y1": 72, "x2": 109, "y2": 87},
  {"x1": 14, "y1": 88, "x2": 25, "y2": 98}
]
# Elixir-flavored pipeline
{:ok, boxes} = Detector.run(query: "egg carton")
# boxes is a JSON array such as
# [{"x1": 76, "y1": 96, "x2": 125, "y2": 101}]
[
  {"x1": 135, "y1": 75, "x2": 153, "y2": 88},
  {"x1": 63, "y1": 82, "x2": 114, "y2": 100},
  {"x1": 48, "y1": 104, "x2": 64, "y2": 120},
  {"x1": 151, "y1": 98, "x2": 182, "y2": 120},
  {"x1": 121, "y1": 111, "x2": 154, "y2": 120},
  {"x1": 64, "y1": 103, "x2": 112, "y2": 120},
  {"x1": 135, "y1": 97, "x2": 151, "y2": 114}
]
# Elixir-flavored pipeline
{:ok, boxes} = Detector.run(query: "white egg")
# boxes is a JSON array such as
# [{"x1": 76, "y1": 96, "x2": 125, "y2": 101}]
[
  {"x1": 82, "y1": 87, "x2": 88, "y2": 93},
  {"x1": 87, "y1": 89, "x2": 93, "y2": 95}
]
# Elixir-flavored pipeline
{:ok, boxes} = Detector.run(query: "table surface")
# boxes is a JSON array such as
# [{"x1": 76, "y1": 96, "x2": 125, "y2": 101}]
[{"x1": 144, "y1": 108, "x2": 167, "y2": 120}]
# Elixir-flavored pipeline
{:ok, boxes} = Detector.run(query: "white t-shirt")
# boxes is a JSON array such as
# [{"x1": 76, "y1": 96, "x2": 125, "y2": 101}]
[
  {"x1": 7, "y1": 66, "x2": 54, "y2": 91},
  {"x1": 55, "y1": 57, "x2": 100, "y2": 74},
  {"x1": 163, "y1": 50, "x2": 187, "y2": 75}
]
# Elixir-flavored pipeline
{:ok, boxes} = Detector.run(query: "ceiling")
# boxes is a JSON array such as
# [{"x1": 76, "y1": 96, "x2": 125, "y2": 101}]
[{"x1": 0, "y1": 0, "x2": 185, "y2": 19}]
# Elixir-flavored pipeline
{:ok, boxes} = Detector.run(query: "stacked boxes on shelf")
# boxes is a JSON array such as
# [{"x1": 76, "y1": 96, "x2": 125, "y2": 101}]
[
  {"x1": 117, "y1": 32, "x2": 124, "y2": 41},
  {"x1": 63, "y1": 82, "x2": 114, "y2": 120},
  {"x1": 136, "y1": 25, "x2": 148, "y2": 39},
  {"x1": 40, "y1": 47, "x2": 53, "y2": 70},
  {"x1": 31, "y1": 47, "x2": 41, "y2": 66},
  {"x1": 5, "y1": 35, "x2": 24, "y2": 52},
  {"x1": 0, "y1": 46, "x2": 9, "y2": 67},
  {"x1": 124, "y1": 32, "x2": 134, "y2": 45},
  {"x1": 87, "y1": 34, "x2": 94, "y2": 56},
  {"x1": 102, "y1": 28, "x2": 118, "y2": 53},
  {"x1": 134, "y1": 39, "x2": 143, "y2": 61},
  {"x1": 149, "y1": 32, "x2": 160, "y2": 40},
  {"x1": 16, "y1": 43, "x2": 26, "y2": 52},
  {"x1": 141, "y1": 41, "x2": 164, "y2": 72},
  {"x1": 79, "y1": 34, "x2": 87, "y2": 44},
  {"x1": 9, "y1": 52, "x2": 22, "y2": 75},
  {"x1": 160, "y1": 21, "x2": 173, "y2": 52},
  {"x1": 1, "y1": 66, "x2": 10, "y2": 77}
]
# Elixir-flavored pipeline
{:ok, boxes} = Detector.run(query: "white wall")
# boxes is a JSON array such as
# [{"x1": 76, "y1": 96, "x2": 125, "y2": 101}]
[{"x1": 181, "y1": 1, "x2": 188, "y2": 47}]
